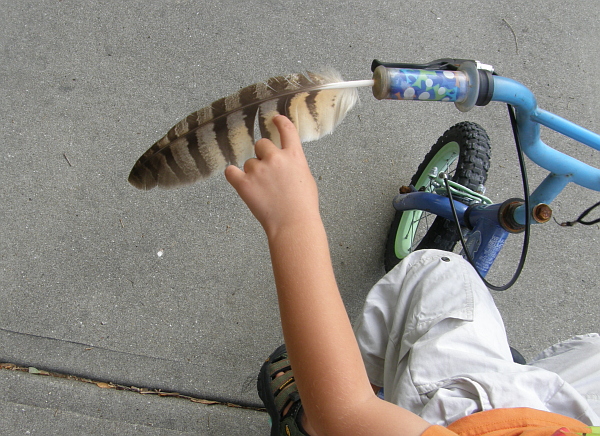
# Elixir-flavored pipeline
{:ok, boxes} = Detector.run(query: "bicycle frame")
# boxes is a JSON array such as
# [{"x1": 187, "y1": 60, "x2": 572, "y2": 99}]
[{"x1": 387, "y1": 65, "x2": 600, "y2": 277}]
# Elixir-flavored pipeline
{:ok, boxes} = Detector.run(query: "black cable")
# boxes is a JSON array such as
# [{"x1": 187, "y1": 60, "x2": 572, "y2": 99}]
[
  {"x1": 559, "y1": 200, "x2": 600, "y2": 226},
  {"x1": 445, "y1": 104, "x2": 531, "y2": 291}
]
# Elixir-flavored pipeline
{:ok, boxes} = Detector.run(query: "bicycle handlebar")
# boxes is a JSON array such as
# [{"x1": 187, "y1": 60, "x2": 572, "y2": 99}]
[
  {"x1": 371, "y1": 61, "x2": 600, "y2": 194},
  {"x1": 492, "y1": 76, "x2": 600, "y2": 194}
]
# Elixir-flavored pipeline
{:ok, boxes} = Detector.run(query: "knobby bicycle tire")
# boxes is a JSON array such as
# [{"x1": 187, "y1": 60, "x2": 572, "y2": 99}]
[{"x1": 384, "y1": 122, "x2": 491, "y2": 272}]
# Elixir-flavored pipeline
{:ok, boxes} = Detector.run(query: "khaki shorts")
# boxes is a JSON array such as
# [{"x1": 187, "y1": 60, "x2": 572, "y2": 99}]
[{"x1": 353, "y1": 249, "x2": 600, "y2": 426}]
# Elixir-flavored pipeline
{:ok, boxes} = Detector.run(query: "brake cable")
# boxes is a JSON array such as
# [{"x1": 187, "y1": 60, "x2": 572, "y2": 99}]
[
  {"x1": 444, "y1": 104, "x2": 531, "y2": 291},
  {"x1": 559, "y1": 200, "x2": 600, "y2": 226}
]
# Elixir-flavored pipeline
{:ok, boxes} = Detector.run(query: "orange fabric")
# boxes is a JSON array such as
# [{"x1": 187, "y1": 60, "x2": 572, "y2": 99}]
[
  {"x1": 423, "y1": 425, "x2": 462, "y2": 436},
  {"x1": 421, "y1": 408, "x2": 591, "y2": 436}
]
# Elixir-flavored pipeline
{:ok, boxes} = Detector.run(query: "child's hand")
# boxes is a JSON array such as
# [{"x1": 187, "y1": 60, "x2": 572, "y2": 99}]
[{"x1": 225, "y1": 116, "x2": 321, "y2": 237}]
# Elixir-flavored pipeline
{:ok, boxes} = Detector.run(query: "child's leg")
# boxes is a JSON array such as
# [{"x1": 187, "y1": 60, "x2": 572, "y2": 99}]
[
  {"x1": 354, "y1": 249, "x2": 512, "y2": 408},
  {"x1": 353, "y1": 249, "x2": 599, "y2": 426},
  {"x1": 529, "y1": 333, "x2": 600, "y2": 415}
]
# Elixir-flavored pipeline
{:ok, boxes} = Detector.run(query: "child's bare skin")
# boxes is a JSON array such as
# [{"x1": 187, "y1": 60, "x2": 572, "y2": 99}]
[{"x1": 226, "y1": 115, "x2": 430, "y2": 436}]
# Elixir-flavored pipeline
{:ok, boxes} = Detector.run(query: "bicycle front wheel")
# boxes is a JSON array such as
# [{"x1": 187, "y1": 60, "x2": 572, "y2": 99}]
[{"x1": 384, "y1": 122, "x2": 491, "y2": 272}]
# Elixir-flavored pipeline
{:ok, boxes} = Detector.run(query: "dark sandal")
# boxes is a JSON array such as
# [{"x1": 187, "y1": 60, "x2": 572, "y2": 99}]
[{"x1": 257, "y1": 344, "x2": 309, "y2": 436}]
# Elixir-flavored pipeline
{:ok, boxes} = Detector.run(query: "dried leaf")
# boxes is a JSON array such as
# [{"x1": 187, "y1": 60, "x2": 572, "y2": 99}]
[
  {"x1": 158, "y1": 392, "x2": 180, "y2": 397},
  {"x1": 190, "y1": 398, "x2": 220, "y2": 405},
  {"x1": 96, "y1": 382, "x2": 113, "y2": 389}
]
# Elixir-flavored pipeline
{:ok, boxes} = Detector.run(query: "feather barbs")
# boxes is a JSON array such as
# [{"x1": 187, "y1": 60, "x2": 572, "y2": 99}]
[{"x1": 128, "y1": 70, "x2": 372, "y2": 190}]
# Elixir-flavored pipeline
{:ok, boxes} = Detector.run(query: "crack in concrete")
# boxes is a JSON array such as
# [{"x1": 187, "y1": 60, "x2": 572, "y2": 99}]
[{"x1": 0, "y1": 362, "x2": 266, "y2": 413}]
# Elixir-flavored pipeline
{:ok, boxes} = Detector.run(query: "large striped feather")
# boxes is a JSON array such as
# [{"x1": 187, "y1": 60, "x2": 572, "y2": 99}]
[{"x1": 128, "y1": 70, "x2": 372, "y2": 190}]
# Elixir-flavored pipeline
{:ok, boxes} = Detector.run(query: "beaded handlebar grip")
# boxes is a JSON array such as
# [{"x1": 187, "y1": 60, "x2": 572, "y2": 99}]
[{"x1": 372, "y1": 66, "x2": 469, "y2": 103}]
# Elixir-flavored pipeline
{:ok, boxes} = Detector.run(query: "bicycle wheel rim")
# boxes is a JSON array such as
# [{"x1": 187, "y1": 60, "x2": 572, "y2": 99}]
[{"x1": 394, "y1": 141, "x2": 461, "y2": 259}]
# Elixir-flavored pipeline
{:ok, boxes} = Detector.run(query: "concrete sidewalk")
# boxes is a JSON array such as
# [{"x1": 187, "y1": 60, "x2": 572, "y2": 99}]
[
  {"x1": 1, "y1": 0, "x2": 599, "y2": 434},
  {"x1": 0, "y1": 365, "x2": 268, "y2": 435}
]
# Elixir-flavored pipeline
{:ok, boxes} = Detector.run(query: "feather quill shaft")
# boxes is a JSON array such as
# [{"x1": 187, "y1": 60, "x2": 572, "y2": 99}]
[{"x1": 128, "y1": 72, "x2": 373, "y2": 190}]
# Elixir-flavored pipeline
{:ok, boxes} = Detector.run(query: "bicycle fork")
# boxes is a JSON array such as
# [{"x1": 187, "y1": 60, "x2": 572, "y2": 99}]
[{"x1": 392, "y1": 192, "x2": 549, "y2": 276}]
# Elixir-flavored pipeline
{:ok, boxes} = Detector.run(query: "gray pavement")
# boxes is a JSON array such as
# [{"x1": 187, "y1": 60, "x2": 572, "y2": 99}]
[{"x1": 1, "y1": 0, "x2": 599, "y2": 434}]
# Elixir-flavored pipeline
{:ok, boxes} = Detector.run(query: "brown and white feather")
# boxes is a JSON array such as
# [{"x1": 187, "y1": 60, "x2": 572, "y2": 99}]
[{"x1": 128, "y1": 70, "x2": 368, "y2": 190}]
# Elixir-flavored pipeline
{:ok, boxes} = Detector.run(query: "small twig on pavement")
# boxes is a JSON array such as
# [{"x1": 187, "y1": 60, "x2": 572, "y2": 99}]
[
  {"x1": 63, "y1": 153, "x2": 73, "y2": 167},
  {"x1": 502, "y1": 18, "x2": 519, "y2": 54}
]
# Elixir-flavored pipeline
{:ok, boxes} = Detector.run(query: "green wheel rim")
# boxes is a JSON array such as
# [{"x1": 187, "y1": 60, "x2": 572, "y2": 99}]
[{"x1": 394, "y1": 141, "x2": 461, "y2": 259}]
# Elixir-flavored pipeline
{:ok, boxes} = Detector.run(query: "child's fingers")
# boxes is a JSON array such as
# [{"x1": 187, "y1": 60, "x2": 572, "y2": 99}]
[
  {"x1": 254, "y1": 137, "x2": 278, "y2": 160},
  {"x1": 224, "y1": 164, "x2": 245, "y2": 190},
  {"x1": 272, "y1": 115, "x2": 302, "y2": 151}
]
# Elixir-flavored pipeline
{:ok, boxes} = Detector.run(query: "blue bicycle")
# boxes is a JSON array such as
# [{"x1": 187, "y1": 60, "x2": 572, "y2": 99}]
[{"x1": 373, "y1": 59, "x2": 600, "y2": 290}]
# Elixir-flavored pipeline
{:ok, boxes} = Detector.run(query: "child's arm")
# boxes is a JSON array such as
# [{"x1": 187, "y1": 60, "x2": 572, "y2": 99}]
[{"x1": 225, "y1": 115, "x2": 431, "y2": 436}]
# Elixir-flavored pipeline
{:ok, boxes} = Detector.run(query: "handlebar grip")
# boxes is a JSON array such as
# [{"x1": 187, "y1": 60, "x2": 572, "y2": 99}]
[
  {"x1": 371, "y1": 61, "x2": 494, "y2": 111},
  {"x1": 371, "y1": 65, "x2": 469, "y2": 102}
]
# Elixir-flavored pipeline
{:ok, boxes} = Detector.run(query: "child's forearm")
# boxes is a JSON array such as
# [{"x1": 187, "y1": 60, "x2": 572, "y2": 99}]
[
  {"x1": 267, "y1": 216, "x2": 373, "y2": 424},
  {"x1": 267, "y1": 218, "x2": 430, "y2": 436}
]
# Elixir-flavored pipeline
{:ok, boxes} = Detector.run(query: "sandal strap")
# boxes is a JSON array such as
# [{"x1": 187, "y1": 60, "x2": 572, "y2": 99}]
[
  {"x1": 271, "y1": 368, "x2": 295, "y2": 394},
  {"x1": 274, "y1": 374, "x2": 299, "y2": 412},
  {"x1": 269, "y1": 357, "x2": 292, "y2": 376},
  {"x1": 266, "y1": 351, "x2": 300, "y2": 414},
  {"x1": 258, "y1": 344, "x2": 308, "y2": 436},
  {"x1": 280, "y1": 398, "x2": 308, "y2": 436}
]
